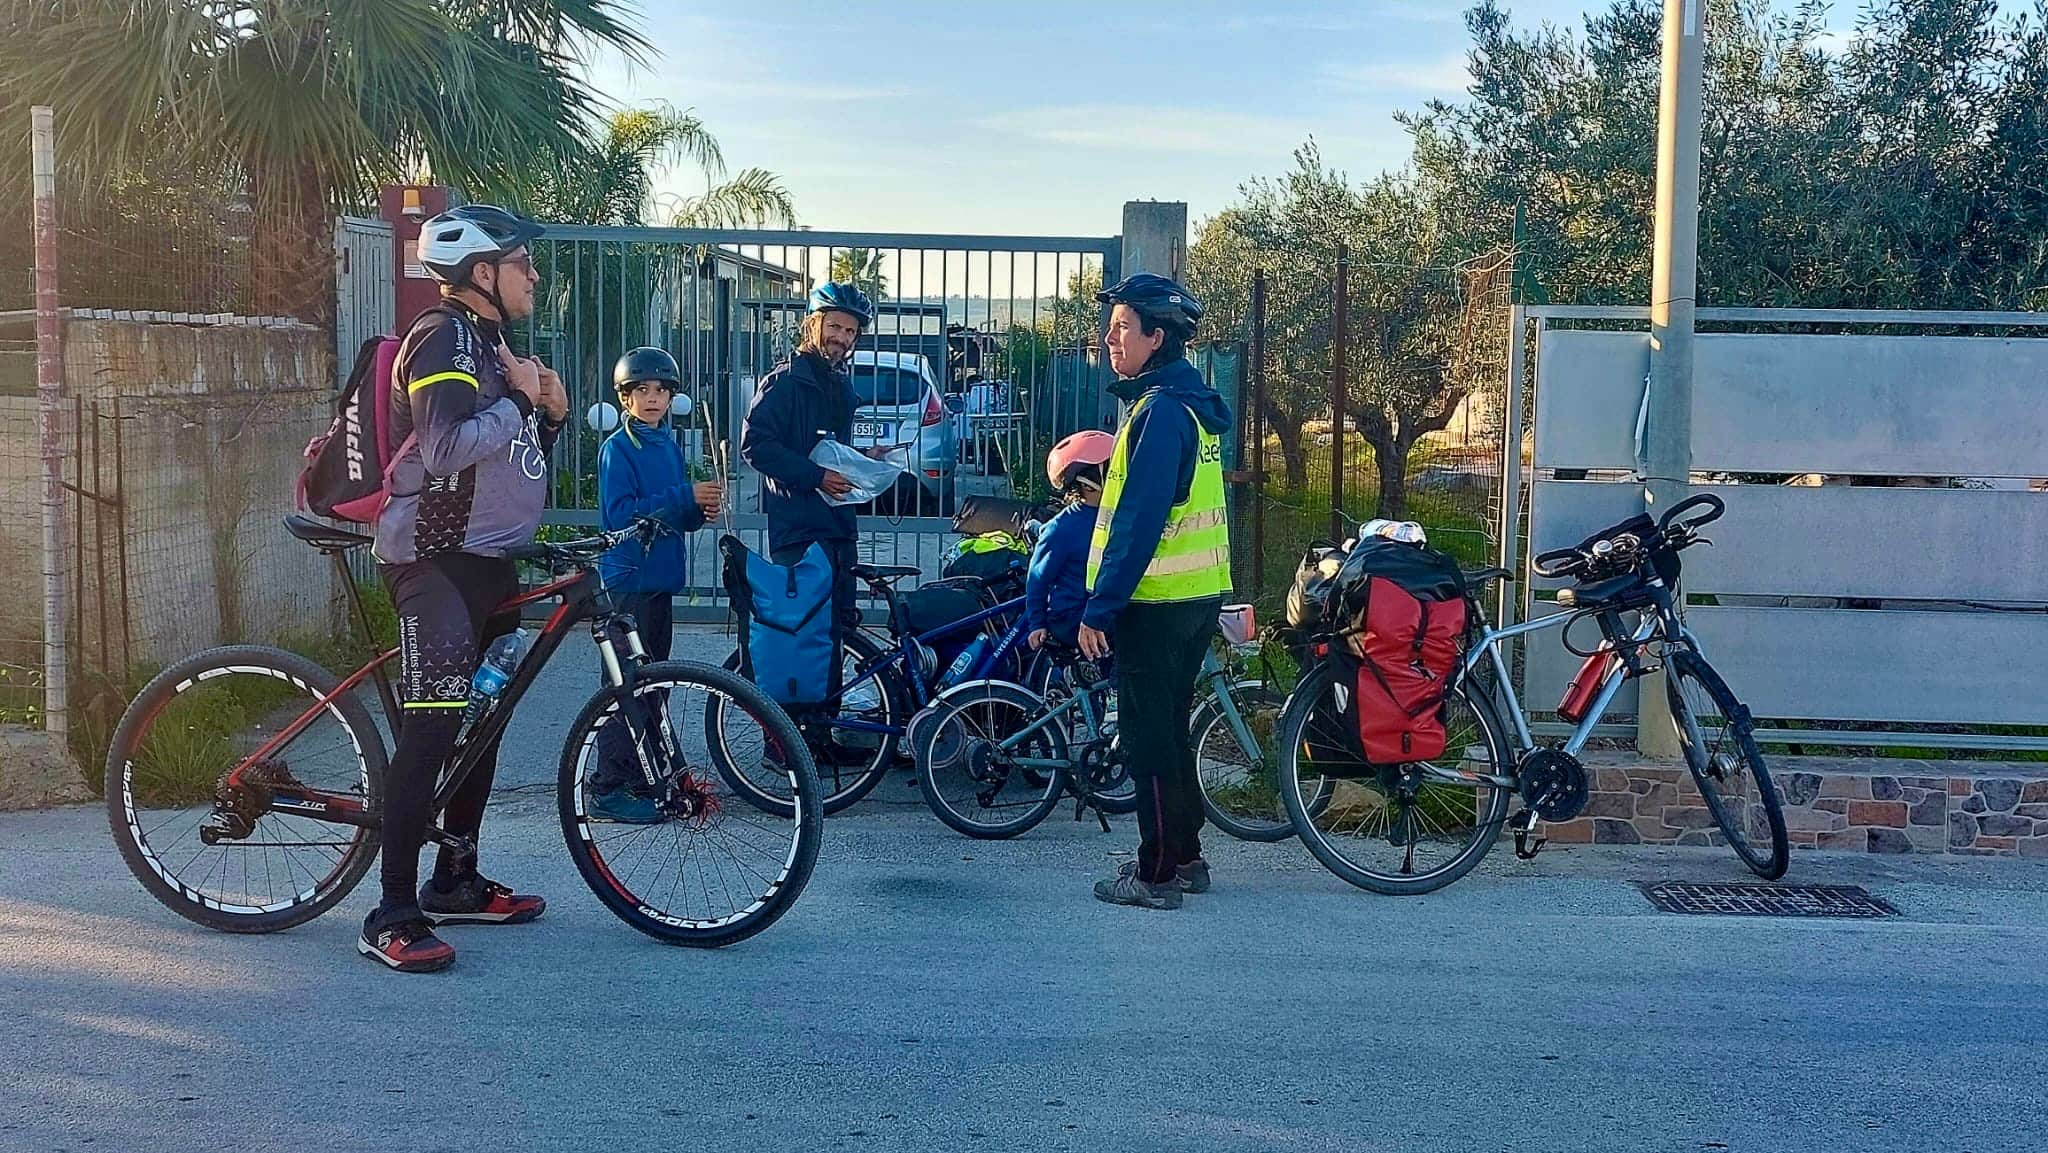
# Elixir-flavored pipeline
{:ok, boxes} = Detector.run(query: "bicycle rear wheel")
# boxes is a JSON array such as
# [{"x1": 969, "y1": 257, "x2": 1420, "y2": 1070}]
[
  {"x1": 561, "y1": 661, "x2": 821, "y2": 947},
  {"x1": 1664, "y1": 650, "x2": 1789, "y2": 880},
  {"x1": 1194, "y1": 683, "x2": 1303, "y2": 842},
  {"x1": 915, "y1": 680, "x2": 1068, "y2": 839},
  {"x1": 712, "y1": 630, "x2": 901, "y2": 816},
  {"x1": 1279, "y1": 662, "x2": 1512, "y2": 895},
  {"x1": 105, "y1": 645, "x2": 386, "y2": 933}
]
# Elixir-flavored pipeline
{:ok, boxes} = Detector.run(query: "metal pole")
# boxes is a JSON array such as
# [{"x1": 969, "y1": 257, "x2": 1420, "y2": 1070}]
[
  {"x1": 1249, "y1": 270, "x2": 1267, "y2": 600},
  {"x1": 1638, "y1": 0, "x2": 1705, "y2": 757},
  {"x1": 1329, "y1": 244, "x2": 1348, "y2": 542},
  {"x1": 32, "y1": 106, "x2": 69, "y2": 741},
  {"x1": 1497, "y1": 302, "x2": 1528, "y2": 630}
]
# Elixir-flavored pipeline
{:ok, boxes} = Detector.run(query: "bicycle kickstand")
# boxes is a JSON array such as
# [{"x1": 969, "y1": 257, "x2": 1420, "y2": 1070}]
[
  {"x1": 1073, "y1": 794, "x2": 1112, "y2": 833},
  {"x1": 1510, "y1": 809, "x2": 1546, "y2": 861}
]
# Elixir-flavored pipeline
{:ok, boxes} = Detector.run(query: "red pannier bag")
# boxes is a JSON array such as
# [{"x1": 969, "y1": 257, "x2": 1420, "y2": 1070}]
[{"x1": 1334, "y1": 539, "x2": 1470, "y2": 764}]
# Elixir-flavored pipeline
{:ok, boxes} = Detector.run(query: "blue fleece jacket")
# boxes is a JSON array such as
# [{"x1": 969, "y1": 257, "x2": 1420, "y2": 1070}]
[
  {"x1": 1025, "y1": 501, "x2": 1097, "y2": 641},
  {"x1": 1080, "y1": 356, "x2": 1234, "y2": 632},
  {"x1": 597, "y1": 417, "x2": 706, "y2": 594}
]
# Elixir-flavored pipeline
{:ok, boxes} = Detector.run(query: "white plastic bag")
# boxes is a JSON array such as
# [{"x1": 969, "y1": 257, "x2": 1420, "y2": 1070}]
[{"x1": 810, "y1": 438, "x2": 907, "y2": 507}]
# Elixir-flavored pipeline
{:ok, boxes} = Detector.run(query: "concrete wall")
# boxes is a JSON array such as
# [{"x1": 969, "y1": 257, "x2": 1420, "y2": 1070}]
[{"x1": 48, "y1": 318, "x2": 338, "y2": 676}]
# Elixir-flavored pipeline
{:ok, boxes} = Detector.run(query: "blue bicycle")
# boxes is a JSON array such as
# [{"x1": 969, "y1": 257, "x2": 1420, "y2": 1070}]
[{"x1": 715, "y1": 562, "x2": 1038, "y2": 814}]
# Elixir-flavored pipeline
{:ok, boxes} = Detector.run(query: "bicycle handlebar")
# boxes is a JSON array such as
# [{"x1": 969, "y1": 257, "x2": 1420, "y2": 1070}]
[
  {"x1": 1531, "y1": 492, "x2": 1726, "y2": 581},
  {"x1": 503, "y1": 517, "x2": 669, "y2": 567}
]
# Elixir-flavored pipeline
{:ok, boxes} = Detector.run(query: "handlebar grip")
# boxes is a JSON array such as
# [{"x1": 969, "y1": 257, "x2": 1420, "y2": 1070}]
[
  {"x1": 1659, "y1": 492, "x2": 1726, "y2": 531},
  {"x1": 502, "y1": 542, "x2": 553, "y2": 562}
]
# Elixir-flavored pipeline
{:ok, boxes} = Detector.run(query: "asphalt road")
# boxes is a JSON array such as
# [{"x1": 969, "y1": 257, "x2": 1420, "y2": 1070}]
[{"x1": 4, "y1": 630, "x2": 2045, "y2": 1153}]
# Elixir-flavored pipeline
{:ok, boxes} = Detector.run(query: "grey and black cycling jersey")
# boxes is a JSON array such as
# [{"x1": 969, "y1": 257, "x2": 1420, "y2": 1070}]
[{"x1": 373, "y1": 305, "x2": 562, "y2": 564}]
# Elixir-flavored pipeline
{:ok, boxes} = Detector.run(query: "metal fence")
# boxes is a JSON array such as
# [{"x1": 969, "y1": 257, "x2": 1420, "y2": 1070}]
[
  {"x1": 1219, "y1": 250, "x2": 1517, "y2": 615},
  {"x1": 507, "y1": 226, "x2": 1122, "y2": 613}
]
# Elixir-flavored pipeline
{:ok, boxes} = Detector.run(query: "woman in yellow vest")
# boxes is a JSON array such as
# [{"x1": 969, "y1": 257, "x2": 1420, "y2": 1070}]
[{"x1": 1078, "y1": 274, "x2": 1232, "y2": 910}]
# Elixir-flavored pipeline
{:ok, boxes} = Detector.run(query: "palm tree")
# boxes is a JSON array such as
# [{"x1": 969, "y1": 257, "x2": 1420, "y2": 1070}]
[
  {"x1": 0, "y1": 0, "x2": 650, "y2": 320},
  {"x1": 524, "y1": 104, "x2": 796, "y2": 228}
]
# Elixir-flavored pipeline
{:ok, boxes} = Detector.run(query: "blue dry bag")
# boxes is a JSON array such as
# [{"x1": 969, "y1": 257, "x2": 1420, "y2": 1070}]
[{"x1": 720, "y1": 535, "x2": 835, "y2": 707}]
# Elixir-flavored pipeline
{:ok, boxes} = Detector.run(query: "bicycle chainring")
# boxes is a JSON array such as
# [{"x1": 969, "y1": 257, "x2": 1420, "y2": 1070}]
[{"x1": 1517, "y1": 748, "x2": 1590, "y2": 822}]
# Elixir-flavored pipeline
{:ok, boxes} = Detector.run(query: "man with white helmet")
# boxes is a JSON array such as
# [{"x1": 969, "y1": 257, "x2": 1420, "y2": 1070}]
[{"x1": 363, "y1": 204, "x2": 567, "y2": 972}]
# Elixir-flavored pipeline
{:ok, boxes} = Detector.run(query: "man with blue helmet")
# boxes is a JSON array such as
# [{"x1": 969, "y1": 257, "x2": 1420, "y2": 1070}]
[{"x1": 739, "y1": 281, "x2": 877, "y2": 717}]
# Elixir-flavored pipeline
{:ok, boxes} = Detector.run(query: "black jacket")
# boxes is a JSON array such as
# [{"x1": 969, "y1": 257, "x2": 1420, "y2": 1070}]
[{"x1": 740, "y1": 350, "x2": 858, "y2": 552}]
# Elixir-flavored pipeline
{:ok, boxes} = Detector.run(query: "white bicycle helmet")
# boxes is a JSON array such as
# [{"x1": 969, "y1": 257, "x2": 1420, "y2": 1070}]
[{"x1": 416, "y1": 204, "x2": 545, "y2": 285}]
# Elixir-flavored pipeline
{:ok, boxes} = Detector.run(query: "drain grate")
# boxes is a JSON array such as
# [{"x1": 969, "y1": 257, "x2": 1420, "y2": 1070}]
[{"x1": 1640, "y1": 881, "x2": 1899, "y2": 918}]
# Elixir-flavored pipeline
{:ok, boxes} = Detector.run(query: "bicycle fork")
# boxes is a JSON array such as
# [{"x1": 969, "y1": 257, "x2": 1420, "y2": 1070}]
[{"x1": 597, "y1": 619, "x2": 680, "y2": 793}]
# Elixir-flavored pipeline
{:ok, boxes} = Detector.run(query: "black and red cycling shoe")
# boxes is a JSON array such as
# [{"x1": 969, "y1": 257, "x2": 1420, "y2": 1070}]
[
  {"x1": 419, "y1": 874, "x2": 546, "y2": 926},
  {"x1": 357, "y1": 917, "x2": 456, "y2": 974}
]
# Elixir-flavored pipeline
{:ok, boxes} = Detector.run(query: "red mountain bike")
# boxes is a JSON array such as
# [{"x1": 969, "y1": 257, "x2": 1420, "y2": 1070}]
[{"x1": 104, "y1": 515, "x2": 822, "y2": 948}]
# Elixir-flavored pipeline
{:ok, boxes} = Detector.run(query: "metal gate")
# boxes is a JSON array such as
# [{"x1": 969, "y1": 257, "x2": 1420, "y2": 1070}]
[
  {"x1": 334, "y1": 216, "x2": 395, "y2": 388},
  {"x1": 511, "y1": 226, "x2": 1122, "y2": 612}
]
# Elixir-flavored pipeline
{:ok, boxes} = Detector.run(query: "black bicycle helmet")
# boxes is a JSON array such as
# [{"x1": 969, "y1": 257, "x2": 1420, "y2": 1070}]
[
  {"x1": 808, "y1": 281, "x2": 876, "y2": 327},
  {"x1": 614, "y1": 346, "x2": 681, "y2": 393},
  {"x1": 1097, "y1": 272, "x2": 1203, "y2": 338},
  {"x1": 417, "y1": 204, "x2": 545, "y2": 285}
]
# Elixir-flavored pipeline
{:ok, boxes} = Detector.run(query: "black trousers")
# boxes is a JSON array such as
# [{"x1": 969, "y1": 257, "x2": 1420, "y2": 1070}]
[
  {"x1": 592, "y1": 590, "x2": 674, "y2": 793},
  {"x1": 772, "y1": 537, "x2": 860, "y2": 700},
  {"x1": 1114, "y1": 597, "x2": 1221, "y2": 884},
  {"x1": 376, "y1": 553, "x2": 520, "y2": 917}
]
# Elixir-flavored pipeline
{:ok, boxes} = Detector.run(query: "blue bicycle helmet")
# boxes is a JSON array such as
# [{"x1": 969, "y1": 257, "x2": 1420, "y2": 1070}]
[
  {"x1": 808, "y1": 281, "x2": 875, "y2": 327},
  {"x1": 1097, "y1": 273, "x2": 1203, "y2": 338}
]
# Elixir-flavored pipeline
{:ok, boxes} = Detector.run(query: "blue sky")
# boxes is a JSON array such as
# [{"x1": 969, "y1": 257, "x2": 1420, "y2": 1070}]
[{"x1": 576, "y1": 1, "x2": 1875, "y2": 237}]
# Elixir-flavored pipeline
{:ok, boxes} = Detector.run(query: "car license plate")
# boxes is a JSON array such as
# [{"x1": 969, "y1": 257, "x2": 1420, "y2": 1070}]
[{"x1": 852, "y1": 420, "x2": 887, "y2": 440}]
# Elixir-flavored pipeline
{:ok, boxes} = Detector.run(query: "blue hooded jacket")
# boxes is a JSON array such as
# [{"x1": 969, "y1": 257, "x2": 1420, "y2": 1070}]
[
  {"x1": 1025, "y1": 501, "x2": 1097, "y2": 642},
  {"x1": 1080, "y1": 356, "x2": 1234, "y2": 632},
  {"x1": 597, "y1": 417, "x2": 706, "y2": 594}
]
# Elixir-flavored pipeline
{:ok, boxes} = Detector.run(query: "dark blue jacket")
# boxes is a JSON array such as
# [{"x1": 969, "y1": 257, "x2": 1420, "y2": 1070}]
[
  {"x1": 1026, "y1": 502, "x2": 1097, "y2": 642},
  {"x1": 1081, "y1": 356, "x2": 1234, "y2": 632},
  {"x1": 739, "y1": 350, "x2": 858, "y2": 553},
  {"x1": 597, "y1": 417, "x2": 706, "y2": 594}
]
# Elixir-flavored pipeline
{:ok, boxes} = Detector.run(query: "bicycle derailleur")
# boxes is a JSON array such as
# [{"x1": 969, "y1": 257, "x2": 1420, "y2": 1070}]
[
  {"x1": 1508, "y1": 748, "x2": 1591, "y2": 861},
  {"x1": 200, "y1": 760, "x2": 304, "y2": 844}
]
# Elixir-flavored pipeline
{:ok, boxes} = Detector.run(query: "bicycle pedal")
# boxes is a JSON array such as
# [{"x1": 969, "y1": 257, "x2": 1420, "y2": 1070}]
[{"x1": 1513, "y1": 829, "x2": 1547, "y2": 860}]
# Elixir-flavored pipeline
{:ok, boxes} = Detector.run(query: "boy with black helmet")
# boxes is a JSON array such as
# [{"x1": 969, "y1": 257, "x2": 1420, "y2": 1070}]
[{"x1": 588, "y1": 347, "x2": 725, "y2": 823}]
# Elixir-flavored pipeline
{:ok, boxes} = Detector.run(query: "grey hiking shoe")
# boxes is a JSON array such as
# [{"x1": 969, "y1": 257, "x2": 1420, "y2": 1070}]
[
  {"x1": 1094, "y1": 870, "x2": 1184, "y2": 910},
  {"x1": 1117, "y1": 858, "x2": 1211, "y2": 894}
]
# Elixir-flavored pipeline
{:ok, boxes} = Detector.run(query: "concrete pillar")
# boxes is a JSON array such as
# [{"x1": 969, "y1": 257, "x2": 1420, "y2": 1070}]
[
  {"x1": 1120, "y1": 201, "x2": 1188, "y2": 282},
  {"x1": 380, "y1": 185, "x2": 458, "y2": 333}
]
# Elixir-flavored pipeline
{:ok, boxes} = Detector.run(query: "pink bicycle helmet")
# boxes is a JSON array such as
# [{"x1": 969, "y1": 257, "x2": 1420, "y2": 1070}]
[{"x1": 1046, "y1": 430, "x2": 1115, "y2": 491}]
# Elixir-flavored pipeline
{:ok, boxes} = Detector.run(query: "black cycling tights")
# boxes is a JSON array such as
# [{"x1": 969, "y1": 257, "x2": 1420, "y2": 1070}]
[
  {"x1": 379, "y1": 712, "x2": 504, "y2": 912},
  {"x1": 377, "y1": 552, "x2": 519, "y2": 916}
]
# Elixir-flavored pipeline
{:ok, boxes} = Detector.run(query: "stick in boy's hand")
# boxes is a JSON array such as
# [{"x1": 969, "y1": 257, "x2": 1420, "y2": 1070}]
[{"x1": 693, "y1": 480, "x2": 724, "y2": 520}]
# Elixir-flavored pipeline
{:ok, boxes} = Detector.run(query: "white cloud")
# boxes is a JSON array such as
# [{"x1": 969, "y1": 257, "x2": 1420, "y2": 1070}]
[
  {"x1": 978, "y1": 105, "x2": 1379, "y2": 158},
  {"x1": 1319, "y1": 53, "x2": 1472, "y2": 96},
  {"x1": 692, "y1": 77, "x2": 919, "y2": 103},
  {"x1": 1222, "y1": 2, "x2": 1461, "y2": 33}
]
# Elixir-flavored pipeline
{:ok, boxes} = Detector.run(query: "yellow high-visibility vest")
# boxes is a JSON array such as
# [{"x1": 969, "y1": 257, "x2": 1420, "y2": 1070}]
[{"x1": 1086, "y1": 393, "x2": 1230, "y2": 603}]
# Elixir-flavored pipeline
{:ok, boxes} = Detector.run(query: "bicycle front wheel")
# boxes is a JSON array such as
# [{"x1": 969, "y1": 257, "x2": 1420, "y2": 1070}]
[
  {"x1": 1665, "y1": 650, "x2": 1789, "y2": 880},
  {"x1": 561, "y1": 661, "x2": 821, "y2": 948},
  {"x1": 1279, "y1": 662, "x2": 1512, "y2": 895},
  {"x1": 915, "y1": 680, "x2": 1068, "y2": 839},
  {"x1": 1193, "y1": 682, "x2": 1304, "y2": 843},
  {"x1": 105, "y1": 645, "x2": 386, "y2": 933}
]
